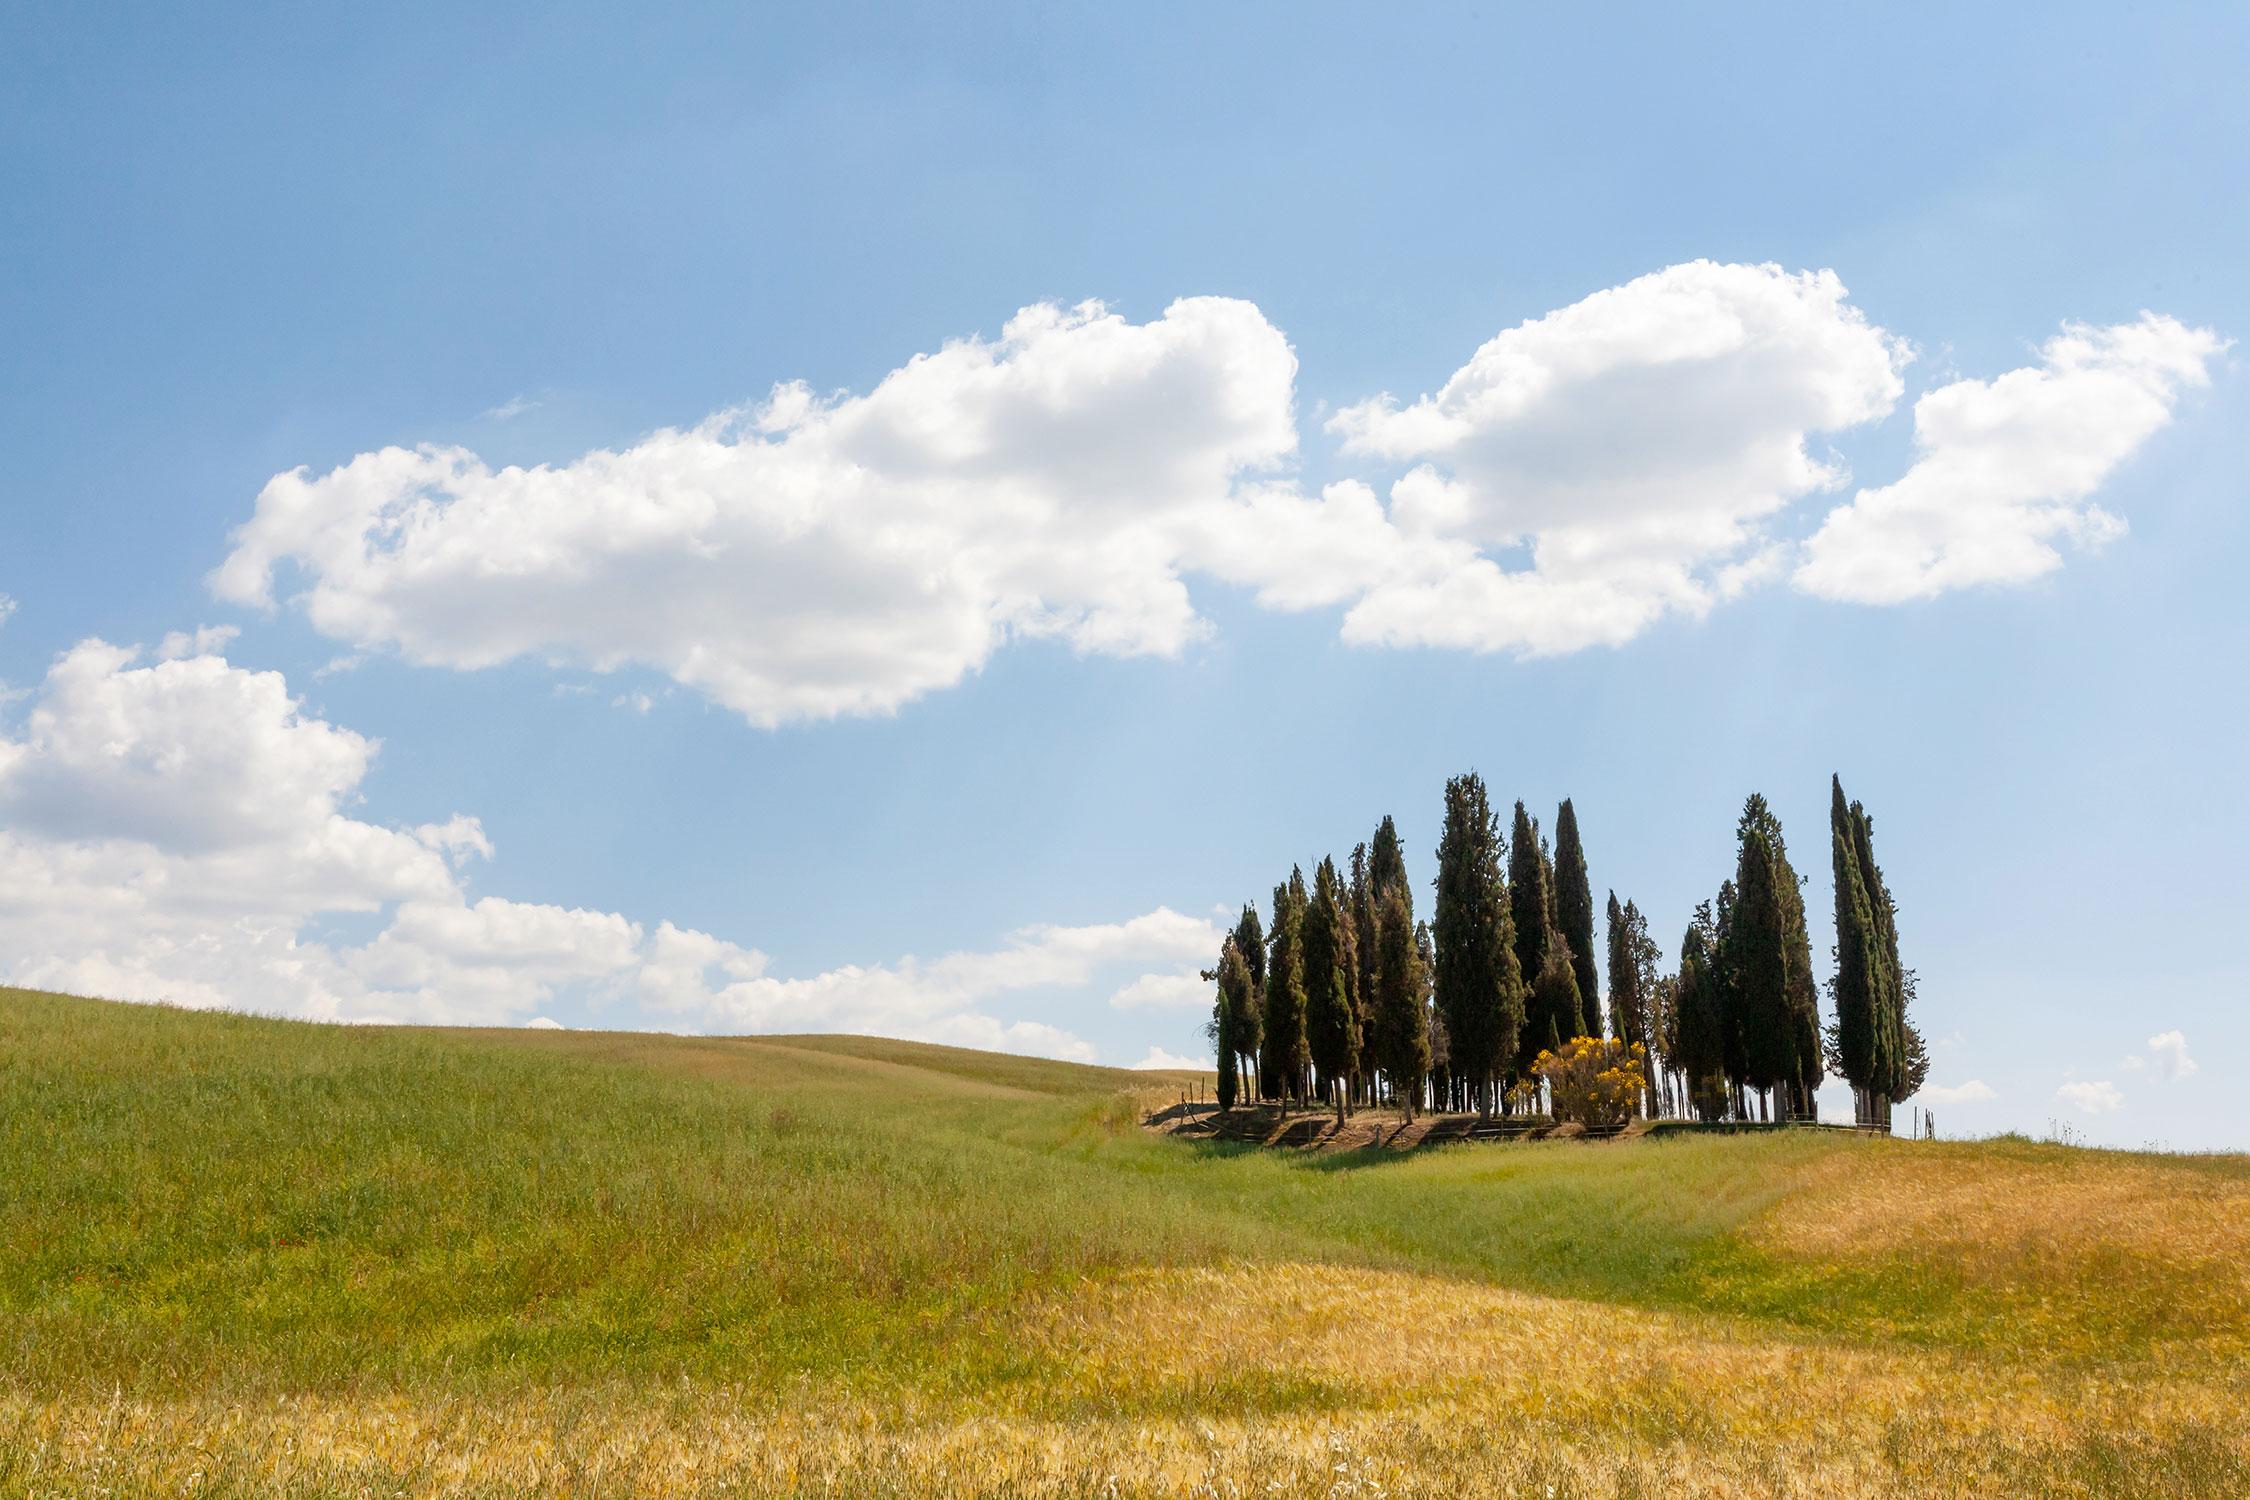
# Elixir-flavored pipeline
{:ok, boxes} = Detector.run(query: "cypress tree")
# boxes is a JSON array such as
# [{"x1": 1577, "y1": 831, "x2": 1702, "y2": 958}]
[
  {"x1": 1231, "y1": 902, "x2": 1266, "y2": 1098},
  {"x1": 1212, "y1": 936, "x2": 1253, "y2": 1111},
  {"x1": 1828, "y1": 775, "x2": 1883, "y2": 1111},
  {"x1": 1370, "y1": 882, "x2": 1430, "y2": 1119},
  {"x1": 1259, "y1": 874, "x2": 1310, "y2": 1106},
  {"x1": 1434, "y1": 773, "x2": 1524, "y2": 1115},
  {"x1": 1552, "y1": 799, "x2": 1602, "y2": 1038},
  {"x1": 1369, "y1": 815, "x2": 1410, "y2": 917},
  {"x1": 1832, "y1": 781, "x2": 1918, "y2": 1118},
  {"x1": 1719, "y1": 805, "x2": 1791, "y2": 1119},
  {"x1": 1349, "y1": 843, "x2": 1378, "y2": 1102},
  {"x1": 1418, "y1": 919, "x2": 1444, "y2": 1114},
  {"x1": 1713, "y1": 877, "x2": 1745, "y2": 1112},
  {"x1": 1607, "y1": 891, "x2": 1660, "y2": 1111},
  {"x1": 1303, "y1": 855, "x2": 1362, "y2": 1125},
  {"x1": 1530, "y1": 946, "x2": 1580, "y2": 1067},
  {"x1": 1507, "y1": 802, "x2": 1552, "y2": 1076},
  {"x1": 1674, "y1": 908, "x2": 1728, "y2": 1121}
]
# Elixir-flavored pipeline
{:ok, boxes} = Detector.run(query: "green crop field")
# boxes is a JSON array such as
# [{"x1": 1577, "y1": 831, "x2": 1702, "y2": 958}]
[{"x1": 3, "y1": 987, "x2": 2246, "y2": 1497}]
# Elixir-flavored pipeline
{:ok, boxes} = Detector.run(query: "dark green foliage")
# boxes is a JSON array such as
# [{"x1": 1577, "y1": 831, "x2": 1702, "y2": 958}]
[
  {"x1": 1828, "y1": 775, "x2": 1886, "y2": 1097},
  {"x1": 1302, "y1": 856, "x2": 1362, "y2": 1115},
  {"x1": 1527, "y1": 930, "x2": 1585, "y2": 1058},
  {"x1": 1228, "y1": 903, "x2": 1266, "y2": 1095},
  {"x1": 1552, "y1": 799, "x2": 1602, "y2": 1038},
  {"x1": 1232, "y1": 903, "x2": 1267, "y2": 1006},
  {"x1": 1368, "y1": 815, "x2": 1410, "y2": 920},
  {"x1": 1901, "y1": 996, "x2": 1931, "y2": 1101},
  {"x1": 1674, "y1": 908, "x2": 1728, "y2": 1121},
  {"x1": 1369, "y1": 883, "x2": 1430, "y2": 1117},
  {"x1": 1258, "y1": 874, "x2": 1310, "y2": 1103},
  {"x1": 1719, "y1": 795, "x2": 1825, "y2": 1116},
  {"x1": 1212, "y1": 938, "x2": 1253, "y2": 1111},
  {"x1": 1433, "y1": 774, "x2": 1524, "y2": 1113},
  {"x1": 1349, "y1": 843, "x2": 1378, "y2": 1075},
  {"x1": 1725, "y1": 806, "x2": 1797, "y2": 1096},
  {"x1": 1417, "y1": 919, "x2": 1444, "y2": 1109},
  {"x1": 1829, "y1": 776, "x2": 1919, "y2": 1112},
  {"x1": 1531, "y1": 947, "x2": 1577, "y2": 1061},
  {"x1": 1607, "y1": 891, "x2": 1660, "y2": 1107},
  {"x1": 1712, "y1": 879, "x2": 1744, "y2": 1093},
  {"x1": 1507, "y1": 802, "x2": 1552, "y2": 1072}
]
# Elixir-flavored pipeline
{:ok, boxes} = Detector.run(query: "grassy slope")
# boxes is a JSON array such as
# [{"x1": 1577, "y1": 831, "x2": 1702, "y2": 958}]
[{"x1": 4, "y1": 988, "x2": 2247, "y2": 1496}]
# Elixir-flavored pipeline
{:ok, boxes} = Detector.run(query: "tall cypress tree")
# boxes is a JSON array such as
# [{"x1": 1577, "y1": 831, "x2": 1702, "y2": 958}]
[
  {"x1": 1552, "y1": 799, "x2": 1601, "y2": 1038},
  {"x1": 1743, "y1": 794, "x2": 1825, "y2": 1118},
  {"x1": 1231, "y1": 902, "x2": 1267, "y2": 1098},
  {"x1": 1303, "y1": 855, "x2": 1362, "y2": 1124},
  {"x1": 1832, "y1": 778, "x2": 1917, "y2": 1117},
  {"x1": 1416, "y1": 919, "x2": 1441, "y2": 1113},
  {"x1": 1348, "y1": 842, "x2": 1378, "y2": 1101},
  {"x1": 1712, "y1": 877, "x2": 1744, "y2": 1111},
  {"x1": 1434, "y1": 773, "x2": 1523, "y2": 1115},
  {"x1": 1607, "y1": 891, "x2": 1659, "y2": 1110},
  {"x1": 1507, "y1": 802, "x2": 1552, "y2": 1075},
  {"x1": 1730, "y1": 819, "x2": 1792, "y2": 1109},
  {"x1": 1212, "y1": 936, "x2": 1254, "y2": 1111},
  {"x1": 1370, "y1": 882, "x2": 1430, "y2": 1119},
  {"x1": 1259, "y1": 874, "x2": 1310, "y2": 1106},
  {"x1": 1674, "y1": 907, "x2": 1728, "y2": 1121}
]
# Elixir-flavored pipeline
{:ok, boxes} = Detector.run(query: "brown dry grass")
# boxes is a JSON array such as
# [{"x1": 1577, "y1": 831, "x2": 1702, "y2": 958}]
[{"x1": 7, "y1": 1262, "x2": 2244, "y2": 1497}]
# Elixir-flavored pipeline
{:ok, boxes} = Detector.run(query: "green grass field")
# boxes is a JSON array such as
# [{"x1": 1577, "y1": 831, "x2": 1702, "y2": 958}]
[{"x1": 3, "y1": 987, "x2": 2246, "y2": 1496}]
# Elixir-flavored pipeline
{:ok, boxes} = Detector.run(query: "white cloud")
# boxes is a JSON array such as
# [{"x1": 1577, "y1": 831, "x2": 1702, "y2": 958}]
[
  {"x1": 1107, "y1": 970, "x2": 1212, "y2": 1010},
  {"x1": 1325, "y1": 261, "x2": 1909, "y2": 654},
  {"x1": 635, "y1": 905, "x2": 1221, "y2": 1044},
  {"x1": 2057, "y1": 1080, "x2": 2125, "y2": 1115},
  {"x1": 0, "y1": 595, "x2": 15, "y2": 629},
  {"x1": 1130, "y1": 1045, "x2": 1208, "y2": 1071},
  {"x1": 210, "y1": 274, "x2": 2223, "y2": 721},
  {"x1": 214, "y1": 297, "x2": 1299, "y2": 727},
  {"x1": 483, "y1": 394, "x2": 541, "y2": 421},
  {"x1": 0, "y1": 633, "x2": 1199, "y2": 1057},
  {"x1": 2145, "y1": 1029, "x2": 2198, "y2": 1081},
  {"x1": 525, "y1": 1016, "x2": 566, "y2": 1030},
  {"x1": 1919, "y1": 1079, "x2": 1997, "y2": 1105},
  {"x1": 157, "y1": 625, "x2": 241, "y2": 661},
  {"x1": 1795, "y1": 314, "x2": 2226, "y2": 602}
]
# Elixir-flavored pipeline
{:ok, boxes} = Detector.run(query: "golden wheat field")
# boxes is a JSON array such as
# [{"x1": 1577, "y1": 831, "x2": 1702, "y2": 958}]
[{"x1": 3, "y1": 989, "x2": 2245, "y2": 1497}]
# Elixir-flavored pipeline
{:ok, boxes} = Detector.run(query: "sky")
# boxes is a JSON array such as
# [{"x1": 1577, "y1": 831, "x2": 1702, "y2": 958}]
[{"x1": 2, "y1": 2, "x2": 2245, "y2": 1147}]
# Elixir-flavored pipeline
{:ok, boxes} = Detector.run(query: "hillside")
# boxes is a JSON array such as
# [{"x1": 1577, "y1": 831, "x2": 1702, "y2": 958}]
[{"x1": 2, "y1": 988, "x2": 2246, "y2": 1497}]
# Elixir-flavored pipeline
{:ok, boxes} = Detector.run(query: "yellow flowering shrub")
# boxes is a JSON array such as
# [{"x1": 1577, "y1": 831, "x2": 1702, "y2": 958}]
[{"x1": 1534, "y1": 1036, "x2": 1646, "y2": 1129}]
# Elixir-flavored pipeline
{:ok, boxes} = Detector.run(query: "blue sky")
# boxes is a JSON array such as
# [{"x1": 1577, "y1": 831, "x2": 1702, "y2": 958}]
[{"x1": 2, "y1": 3, "x2": 2244, "y2": 1146}]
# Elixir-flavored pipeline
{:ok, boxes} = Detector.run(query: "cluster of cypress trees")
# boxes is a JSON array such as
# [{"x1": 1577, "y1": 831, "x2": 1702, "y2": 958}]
[
  {"x1": 1209, "y1": 818, "x2": 1431, "y2": 1123},
  {"x1": 1208, "y1": 772, "x2": 1926, "y2": 1129}
]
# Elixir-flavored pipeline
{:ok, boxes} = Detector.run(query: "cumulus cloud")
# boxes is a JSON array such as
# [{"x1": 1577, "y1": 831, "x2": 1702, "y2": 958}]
[
  {"x1": 210, "y1": 271, "x2": 2222, "y2": 722},
  {"x1": 1795, "y1": 315, "x2": 2226, "y2": 602},
  {"x1": 214, "y1": 298, "x2": 1299, "y2": 727},
  {"x1": 1326, "y1": 261, "x2": 1909, "y2": 653},
  {"x1": 2057, "y1": 1080, "x2": 2125, "y2": 1115},
  {"x1": 2144, "y1": 1029, "x2": 2198, "y2": 1080},
  {"x1": 1919, "y1": 1079, "x2": 1997, "y2": 1105},
  {"x1": 633, "y1": 906, "x2": 1220, "y2": 1048},
  {"x1": 1130, "y1": 1046, "x2": 1207, "y2": 1071},
  {"x1": 0, "y1": 634, "x2": 1206, "y2": 1057}
]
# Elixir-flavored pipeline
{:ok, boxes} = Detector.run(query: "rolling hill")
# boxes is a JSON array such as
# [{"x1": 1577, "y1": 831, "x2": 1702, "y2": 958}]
[{"x1": 2, "y1": 987, "x2": 2245, "y2": 1496}]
